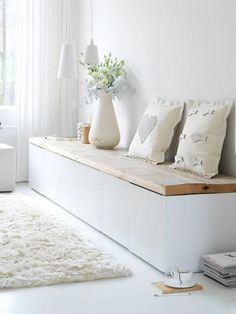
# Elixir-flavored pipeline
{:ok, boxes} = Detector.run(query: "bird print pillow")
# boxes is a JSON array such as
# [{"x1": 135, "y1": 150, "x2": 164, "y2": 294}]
[{"x1": 171, "y1": 99, "x2": 233, "y2": 178}]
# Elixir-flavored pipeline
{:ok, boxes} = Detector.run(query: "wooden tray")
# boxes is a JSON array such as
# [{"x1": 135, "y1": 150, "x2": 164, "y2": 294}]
[{"x1": 153, "y1": 282, "x2": 204, "y2": 294}]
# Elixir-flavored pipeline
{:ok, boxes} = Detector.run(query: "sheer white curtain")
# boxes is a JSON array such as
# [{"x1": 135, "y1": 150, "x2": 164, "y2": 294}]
[{"x1": 16, "y1": 0, "x2": 79, "y2": 182}]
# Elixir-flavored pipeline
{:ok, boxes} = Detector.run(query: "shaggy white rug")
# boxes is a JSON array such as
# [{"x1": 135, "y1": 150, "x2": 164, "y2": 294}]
[{"x1": 0, "y1": 193, "x2": 131, "y2": 289}]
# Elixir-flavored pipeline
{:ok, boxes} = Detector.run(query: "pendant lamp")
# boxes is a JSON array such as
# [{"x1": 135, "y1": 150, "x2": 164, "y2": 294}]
[
  {"x1": 57, "y1": 4, "x2": 78, "y2": 78},
  {"x1": 84, "y1": 0, "x2": 99, "y2": 65},
  {"x1": 57, "y1": 42, "x2": 78, "y2": 78}
]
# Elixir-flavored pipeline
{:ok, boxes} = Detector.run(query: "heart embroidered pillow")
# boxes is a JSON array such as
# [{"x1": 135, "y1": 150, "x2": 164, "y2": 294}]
[
  {"x1": 128, "y1": 98, "x2": 184, "y2": 163},
  {"x1": 171, "y1": 100, "x2": 233, "y2": 178}
]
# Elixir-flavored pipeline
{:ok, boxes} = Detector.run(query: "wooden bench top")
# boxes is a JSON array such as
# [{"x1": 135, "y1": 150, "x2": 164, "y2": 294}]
[{"x1": 30, "y1": 137, "x2": 236, "y2": 196}]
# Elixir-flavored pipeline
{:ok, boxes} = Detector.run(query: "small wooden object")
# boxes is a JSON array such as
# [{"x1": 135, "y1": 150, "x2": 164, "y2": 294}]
[
  {"x1": 153, "y1": 282, "x2": 203, "y2": 294},
  {"x1": 81, "y1": 125, "x2": 90, "y2": 144}
]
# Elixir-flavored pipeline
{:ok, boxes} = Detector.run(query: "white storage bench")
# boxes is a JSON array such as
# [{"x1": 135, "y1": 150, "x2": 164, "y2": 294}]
[
  {"x1": 29, "y1": 137, "x2": 236, "y2": 273},
  {"x1": 0, "y1": 143, "x2": 16, "y2": 192}
]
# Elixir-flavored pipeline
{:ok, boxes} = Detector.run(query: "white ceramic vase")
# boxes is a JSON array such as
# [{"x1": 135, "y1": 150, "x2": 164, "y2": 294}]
[{"x1": 89, "y1": 92, "x2": 120, "y2": 149}]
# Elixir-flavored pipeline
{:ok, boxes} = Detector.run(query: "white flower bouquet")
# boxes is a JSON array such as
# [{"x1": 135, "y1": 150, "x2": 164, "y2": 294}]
[{"x1": 80, "y1": 53, "x2": 133, "y2": 102}]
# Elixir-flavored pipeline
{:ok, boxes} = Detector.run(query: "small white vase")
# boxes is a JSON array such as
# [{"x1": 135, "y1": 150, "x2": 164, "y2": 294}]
[{"x1": 89, "y1": 92, "x2": 120, "y2": 149}]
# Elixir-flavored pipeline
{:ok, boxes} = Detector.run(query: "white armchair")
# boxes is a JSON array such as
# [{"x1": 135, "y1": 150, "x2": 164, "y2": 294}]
[{"x1": 0, "y1": 144, "x2": 16, "y2": 192}]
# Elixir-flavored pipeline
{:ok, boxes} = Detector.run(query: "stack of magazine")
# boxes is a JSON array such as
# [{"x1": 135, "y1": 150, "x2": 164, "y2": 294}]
[{"x1": 200, "y1": 252, "x2": 236, "y2": 287}]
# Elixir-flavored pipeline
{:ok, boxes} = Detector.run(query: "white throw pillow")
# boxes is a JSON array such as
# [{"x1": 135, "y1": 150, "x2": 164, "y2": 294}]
[
  {"x1": 171, "y1": 100, "x2": 233, "y2": 178},
  {"x1": 128, "y1": 98, "x2": 184, "y2": 163}
]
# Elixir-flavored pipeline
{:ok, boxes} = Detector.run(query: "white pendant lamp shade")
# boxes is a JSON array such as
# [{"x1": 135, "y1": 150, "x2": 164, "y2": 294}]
[
  {"x1": 84, "y1": 0, "x2": 99, "y2": 65},
  {"x1": 57, "y1": 42, "x2": 78, "y2": 78},
  {"x1": 84, "y1": 39, "x2": 99, "y2": 65}
]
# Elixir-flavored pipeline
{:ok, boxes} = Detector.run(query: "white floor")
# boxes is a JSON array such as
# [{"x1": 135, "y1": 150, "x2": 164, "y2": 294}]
[{"x1": 0, "y1": 184, "x2": 235, "y2": 314}]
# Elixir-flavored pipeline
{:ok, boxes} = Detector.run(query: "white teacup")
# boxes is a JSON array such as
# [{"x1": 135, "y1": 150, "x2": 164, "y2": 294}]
[{"x1": 170, "y1": 267, "x2": 193, "y2": 285}]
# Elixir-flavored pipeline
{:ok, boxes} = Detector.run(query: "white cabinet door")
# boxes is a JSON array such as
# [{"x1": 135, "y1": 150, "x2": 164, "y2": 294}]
[
  {"x1": 29, "y1": 145, "x2": 45, "y2": 195},
  {"x1": 128, "y1": 184, "x2": 166, "y2": 272},
  {"x1": 102, "y1": 174, "x2": 130, "y2": 247},
  {"x1": 76, "y1": 163, "x2": 102, "y2": 230},
  {"x1": 29, "y1": 145, "x2": 61, "y2": 202},
  {"x1": 59, "y1": 156, "x2": 81, "y2": 215},
  {"x1": 165, "y1": 193, "x2": 236, "y2": 272},
  {"x1": 102, "y1": 174, "x2": 167, "y2": 271},
  {"x1": 43, "y1": 150, "x2": 61, "y2": 203},
  {"x1": 59, "y1": 159, "x2": 102, "y2": 231}
]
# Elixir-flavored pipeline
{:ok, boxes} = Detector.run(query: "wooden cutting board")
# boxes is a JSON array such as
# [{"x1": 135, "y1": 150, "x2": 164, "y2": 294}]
[{"x1": 153, "y1": 282, "x2": 204, "y2": 294}]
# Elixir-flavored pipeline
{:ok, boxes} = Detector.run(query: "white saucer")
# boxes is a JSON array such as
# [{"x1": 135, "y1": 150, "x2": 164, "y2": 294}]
[{"x1": 164, "y1": 278, "x2": 196, "y2": 289}]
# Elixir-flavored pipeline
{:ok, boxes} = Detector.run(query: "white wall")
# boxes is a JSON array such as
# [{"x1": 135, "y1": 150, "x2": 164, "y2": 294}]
[{"x1": 77, "y1": 0, "x2": 236, "y2": 175}]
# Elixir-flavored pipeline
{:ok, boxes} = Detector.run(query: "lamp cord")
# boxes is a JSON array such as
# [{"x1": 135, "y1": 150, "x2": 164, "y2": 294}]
[
  {"x1": 66, "y1": 0, "x2": 70, "y2": 42},
  {"x1": 91, "y1": 0, "x2": 93, "y2": 40}
]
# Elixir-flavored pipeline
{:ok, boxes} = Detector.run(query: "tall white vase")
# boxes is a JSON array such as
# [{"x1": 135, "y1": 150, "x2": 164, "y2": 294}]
[{"x1": 89, "y1": 92, "x2": 120, "y2": 149}]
